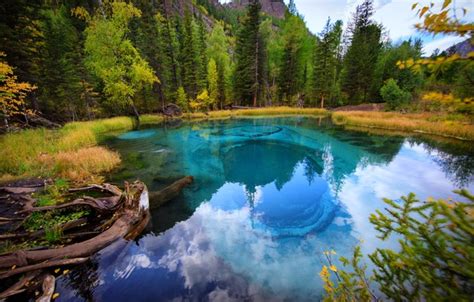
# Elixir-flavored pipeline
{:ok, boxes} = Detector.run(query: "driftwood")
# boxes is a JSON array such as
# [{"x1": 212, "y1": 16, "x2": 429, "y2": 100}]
[{"x1": 149, "y1": 176, "x2": 194, "y2": 209}]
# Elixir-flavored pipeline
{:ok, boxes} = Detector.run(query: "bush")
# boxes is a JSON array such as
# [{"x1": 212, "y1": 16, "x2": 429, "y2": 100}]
[
  {"x1": 321, "y1": 190, "x2": 474, "y2": 301},
  {"x1": 380, "y1": 78, "x2": 411, "y2": 110}
]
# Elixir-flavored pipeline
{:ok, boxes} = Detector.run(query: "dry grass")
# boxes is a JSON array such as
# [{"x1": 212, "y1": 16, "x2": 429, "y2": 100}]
[
  {"x1": 184, "y1": 107, "x2": 329, "y2": 119},
  {"x1": 0, "y1": 115, "x2": 162, "y2": 183},
  {"x1": 37, "y1": 147, "x2": 121, "y2": 183},
  {"x1": 332, "y1": 111, "x2": 474, "y2": 141}
]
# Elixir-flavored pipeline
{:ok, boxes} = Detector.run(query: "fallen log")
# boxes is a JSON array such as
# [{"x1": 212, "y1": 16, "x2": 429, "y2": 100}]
[{"x1": 149, "y1": 176, "x2": 194, "y2": 209}]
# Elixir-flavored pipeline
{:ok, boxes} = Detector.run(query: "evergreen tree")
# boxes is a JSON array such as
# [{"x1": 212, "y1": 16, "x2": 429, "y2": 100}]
[
  {"x1": 195, "y1": 17, "x2": 208, "y2": 93},
  {"x1": 340, "y1": 0, "x2": 382, "y2": 104},
  {"x1": 234, "y1": 0, "x2": 265, "y2": 107},
  {"x1": 313, "y1": 19, "x2": 343, "y2": 108},
  {"x1": 40, "y1": 6, "x2": 84, "y2": 120},
  {"x1": 277, "y1": 15, "x2": 309, "y2": 104},
  {"x1": 155, "y1": 12, "x2": 181, "y2": 104},
  {"x1": 181, "y1": 9, "x2": 199, "y2": 98}
]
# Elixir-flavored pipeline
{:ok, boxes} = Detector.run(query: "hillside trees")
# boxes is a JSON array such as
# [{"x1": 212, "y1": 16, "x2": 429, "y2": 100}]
[{"x1": 79, "y1": 1, "x2": 158, "y2": 125}]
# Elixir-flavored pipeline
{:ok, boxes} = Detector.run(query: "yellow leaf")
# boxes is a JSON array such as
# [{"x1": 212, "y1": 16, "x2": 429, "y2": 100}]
[
  {"x1": 52, "y1": 293, "x2": 60, "y2": 299},
  {"x1": 420, "y1": 6, "x2": 429, "y2": 17},
  {"x1": 63, "y1": 269, "x2": 70, "y2": 275},
  {"x1": 442, "y1": 0, "x2": 452, "y2": 10},
  {"x1": 329, "y1": 265, "x2": 338, "y2": 272},
  {"x1": 54, "y1": 268, "x2": 60, "y2": 274}
]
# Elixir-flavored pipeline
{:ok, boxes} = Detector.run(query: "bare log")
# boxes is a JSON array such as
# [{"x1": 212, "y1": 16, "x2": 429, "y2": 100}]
[
  {"x1": 36, "y1": 274, "x2": 55, "y2": 302},
  {"x1": 149, "y1": 176, "x2": 194, "y2": 209},
  {"x1": 0, "y1": 187, "x2": 38, "y2": 194}
]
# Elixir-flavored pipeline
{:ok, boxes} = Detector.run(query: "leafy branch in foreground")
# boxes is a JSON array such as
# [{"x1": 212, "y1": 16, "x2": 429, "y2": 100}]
[{"x1": 321, "y1": 190, "x2": 474, "y2": 301}]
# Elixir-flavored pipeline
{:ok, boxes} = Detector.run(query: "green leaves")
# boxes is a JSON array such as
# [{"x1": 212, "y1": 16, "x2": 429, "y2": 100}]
[{"x1": 82, "y1": 1, "x2": 158, "y2": 110}]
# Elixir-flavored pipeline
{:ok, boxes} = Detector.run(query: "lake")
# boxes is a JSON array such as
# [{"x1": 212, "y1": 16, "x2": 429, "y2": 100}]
[{"x1": 55, "y1": 117, "x2": 474, "y2": 301}]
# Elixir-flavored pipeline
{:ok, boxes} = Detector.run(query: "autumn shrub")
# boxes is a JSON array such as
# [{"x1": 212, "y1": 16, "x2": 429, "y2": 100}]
[{"x1": 321, "y1": 190, "x2": 474, "y2": 301}]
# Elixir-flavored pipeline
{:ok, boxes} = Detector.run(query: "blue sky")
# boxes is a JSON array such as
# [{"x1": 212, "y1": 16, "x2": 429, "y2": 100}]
[{"x1": 220, "y1": 0, "x2": 473, "y2": 55}]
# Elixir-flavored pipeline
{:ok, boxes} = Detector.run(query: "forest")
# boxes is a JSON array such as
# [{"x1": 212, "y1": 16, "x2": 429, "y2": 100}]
[{"x1": 1, "y1": 0, "x2": 472, "y2": 126}]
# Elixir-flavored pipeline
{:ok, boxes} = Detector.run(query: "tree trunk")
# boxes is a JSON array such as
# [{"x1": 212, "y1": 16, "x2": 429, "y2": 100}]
[
  {"x1": 320, "y1": 95, "x2": 325, "y2": 109},
  {"x1": 131, "y1": 102, "x2": 140, "y2": 130},
  {"x1": 253, "y1": 35, "x2": 259, "y2": 107}
]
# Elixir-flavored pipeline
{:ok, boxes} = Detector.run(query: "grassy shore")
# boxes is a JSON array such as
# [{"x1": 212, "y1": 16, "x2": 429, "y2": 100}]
[
  {"x1": 332, "y1": 111, "x2": 474, "y2": 141},
  {"x1": 1, "y1": 107, "x2": 472, "y2": 184},
  {"x1": 0, "y1": 115, "x2": 163, "y2": 183}
]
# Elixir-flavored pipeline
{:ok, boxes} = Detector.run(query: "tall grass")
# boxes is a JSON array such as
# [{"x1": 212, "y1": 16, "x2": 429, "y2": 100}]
[{"x1": 332, "y1": 111, "x2": 474, "y2": 141}]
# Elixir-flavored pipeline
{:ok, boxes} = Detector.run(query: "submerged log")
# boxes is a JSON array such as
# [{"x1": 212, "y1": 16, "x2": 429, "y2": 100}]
[
  {"x1": 36, "y1": 274, "x2": 55, "y2": 302},
  {"x1": 149, "y1": 176, "x2": 194, "y2": 209}
]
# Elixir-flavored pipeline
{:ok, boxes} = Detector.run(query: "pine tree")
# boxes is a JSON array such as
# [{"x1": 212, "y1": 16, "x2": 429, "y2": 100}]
[
  {"x1": 340, "y1": 0, "x2": 382, "y2": 104},
  {"x1": 234, "y1": 0, "x2": 265, "y2": 107},
  {"x1": 313, "y1": 19, "x2": 343, "y2": 108},
  {"x1": 277, "y1": 15, "x2": 308, "y2": 104},
  {"x1": 181, "y1": 9, "x2": 199, "y2": 98}
]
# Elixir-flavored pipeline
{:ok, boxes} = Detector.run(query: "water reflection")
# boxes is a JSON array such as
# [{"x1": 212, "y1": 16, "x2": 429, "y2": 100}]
[{"x1": 57, "y1": 117, "x2": 474, "y2": 301}]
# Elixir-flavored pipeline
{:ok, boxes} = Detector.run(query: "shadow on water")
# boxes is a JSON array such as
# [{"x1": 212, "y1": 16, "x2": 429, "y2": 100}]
[{"x1": 56, "y1": 117, "x2": 473, "y2": 301}]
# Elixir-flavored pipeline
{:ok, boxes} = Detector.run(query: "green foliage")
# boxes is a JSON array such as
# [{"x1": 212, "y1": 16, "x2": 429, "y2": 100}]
[
  {"x1": 277, "y1": 14, "x2": 311, "y2": 104},
  {"x1": 177, "y1": 86, "x2": 188, "y2": 112},
  {"x1": 380, "y1": 78, "x2": 411, "y2": 110},
  {"x1": 35, "y1": 178, "x2": 69, "y2": 206},
  {"x1": 83, "y1": 1, "x2": 158, "y2": 116},
  {"x1": 321, "y1": 190, "x2": 474, "y2": 301},
  {"x1": 207, "y1": 59, "x2": 219, "y2": 109},
  {"x1": 24, "y1": 209, "x2": 89, "y2": 232}
]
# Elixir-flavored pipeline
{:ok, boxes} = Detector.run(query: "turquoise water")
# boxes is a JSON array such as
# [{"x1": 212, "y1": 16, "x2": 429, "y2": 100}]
[{"x1": 56, "y1": 117, "x2": 474, "y2": 301}]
